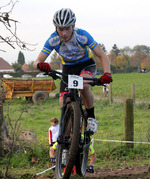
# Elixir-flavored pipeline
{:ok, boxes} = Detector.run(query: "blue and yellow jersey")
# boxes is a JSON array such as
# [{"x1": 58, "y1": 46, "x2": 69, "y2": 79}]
[{"x1": 41, "y1": 27, "x2": 98, "y2": 65}]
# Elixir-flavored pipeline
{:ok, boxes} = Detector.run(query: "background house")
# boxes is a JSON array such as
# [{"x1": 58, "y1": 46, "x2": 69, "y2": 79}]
[
  {"x1": 0, "y1": 57, "x2": 14, "y2": 72},
  {"x1": 21, "y1": 63, "x2": 30, "y2": 72}
]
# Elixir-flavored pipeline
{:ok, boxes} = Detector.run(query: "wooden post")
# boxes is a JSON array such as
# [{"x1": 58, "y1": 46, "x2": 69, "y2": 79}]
[
  {"x1": 132, "y1": 84, "x2": 135, "y2": 103},
  {"x1": 0, "y1": 102, "x2": 4, "y2": 157},
  {"x1": 124, "y1": 99, "x2": 134, "y2": 148},
  {"x1": 109, "y1": 83, "x2": 113, "y2": 104}
]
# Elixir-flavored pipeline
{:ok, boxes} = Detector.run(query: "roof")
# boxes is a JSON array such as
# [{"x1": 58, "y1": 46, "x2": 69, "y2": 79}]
[
  {"x1": 0, "y1": 57, "x2": 14, "y2": 72},
  {"x1": 22, "y1": 63, "x2": 30, "y2": 72}
]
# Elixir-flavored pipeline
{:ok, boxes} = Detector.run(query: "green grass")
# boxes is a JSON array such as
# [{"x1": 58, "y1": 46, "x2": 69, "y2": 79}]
[
  {"x1": 0, "y1": 72, "x2": 150, "y2": 178},
  {"x1": 91, "y1": 72, "x2": 150, "y2": 101},
  {"x1": 52, "y1": 72, "x2": 150, "y2": 101}
]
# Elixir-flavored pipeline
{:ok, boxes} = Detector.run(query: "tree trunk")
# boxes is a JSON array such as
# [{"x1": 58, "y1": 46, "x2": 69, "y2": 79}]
[
  {"x1": 0, "y1": 102, "x2": 4, "y2": 157},
  {"x1": 0, "y1": 102, "x2": 11, "y2": 157}
]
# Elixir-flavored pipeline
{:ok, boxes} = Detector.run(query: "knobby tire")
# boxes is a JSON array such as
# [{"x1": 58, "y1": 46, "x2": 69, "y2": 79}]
[
  {"x1": 55, "y1": 101, "x2": 80, "y2": 179},
  {"x1": 75, "y1": 110, "x2": 90, "y2": 176}
]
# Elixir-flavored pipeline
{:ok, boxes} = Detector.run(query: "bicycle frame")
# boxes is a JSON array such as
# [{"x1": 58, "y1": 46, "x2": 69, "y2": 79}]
[
  {"x1": 47, "y1": 69, "x2": 102, "y2": 146},
  {"x1": 57, "y1": 88, "x2": 87, "y2": 145}
]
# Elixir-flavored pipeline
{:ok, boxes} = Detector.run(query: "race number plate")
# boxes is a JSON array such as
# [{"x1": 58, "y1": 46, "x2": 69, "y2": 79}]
[{"x1": 68, "y1": 75, "x2": 83, "y2": 89}]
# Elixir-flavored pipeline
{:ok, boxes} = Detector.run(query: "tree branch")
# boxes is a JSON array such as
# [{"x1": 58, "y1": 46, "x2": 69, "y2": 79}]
[
  {"x1": 0, "y1": 0, "x2": 37, "y2": 52},
  {"x1": 0, "y1": 35, "x2": 15, "y2": 49}
]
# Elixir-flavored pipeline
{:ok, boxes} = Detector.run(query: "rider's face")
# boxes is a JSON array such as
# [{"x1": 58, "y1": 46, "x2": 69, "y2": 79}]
[{"x1": 56, "y1": 25, "x2": 74, "y2": 41}]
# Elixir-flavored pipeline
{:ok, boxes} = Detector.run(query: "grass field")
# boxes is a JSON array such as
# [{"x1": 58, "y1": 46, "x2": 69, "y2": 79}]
[
  {"x1": 53, "y1": 72, "x2": 150, "y2": 101},
  {"x1": 0, "y1": 72, "x2": 150, "y2": 177}
]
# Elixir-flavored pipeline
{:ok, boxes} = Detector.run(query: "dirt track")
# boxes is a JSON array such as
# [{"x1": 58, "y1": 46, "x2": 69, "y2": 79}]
[
  {"x1": 33, "y1": 165, "x2": 150, "y2": 179},
  {"x1": 85, "y1": 165, "x2": 150, "y2": 179}
]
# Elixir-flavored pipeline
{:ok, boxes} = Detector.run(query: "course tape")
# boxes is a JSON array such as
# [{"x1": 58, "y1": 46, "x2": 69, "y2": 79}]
[
  {"x1": 36, "y1": 165, "x2": 55, "y2": 175},
  {"x1": 91, "y1": 138, "x2": 150, "y2": 145}
]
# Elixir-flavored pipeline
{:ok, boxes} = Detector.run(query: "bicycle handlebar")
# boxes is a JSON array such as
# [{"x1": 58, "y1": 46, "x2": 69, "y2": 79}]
[{"x1": 45, "y1": 69, "x2": 103, "y2": 87}]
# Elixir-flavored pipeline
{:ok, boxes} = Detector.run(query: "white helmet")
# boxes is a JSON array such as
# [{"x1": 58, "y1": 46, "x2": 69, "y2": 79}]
[{"x1": 53, "y1": 8, "x2": 76, "y2": 27}]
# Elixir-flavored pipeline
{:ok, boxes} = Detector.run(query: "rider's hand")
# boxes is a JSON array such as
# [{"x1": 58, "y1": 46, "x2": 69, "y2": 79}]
[
  {"x1": 101, "y1": 72, "x2": 112, "y2": 84},
  {"x1": 37, "y1": 62, "x2": 51, "y2": 73}
]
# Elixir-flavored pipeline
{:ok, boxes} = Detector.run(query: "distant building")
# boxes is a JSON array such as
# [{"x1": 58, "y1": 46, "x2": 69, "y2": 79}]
[
  {"x1": 0, "y1": 57, "x2": 14, "y2": 72},
  {"x1": 22, "y1": 63, "x2": 30, "y2": 72}
]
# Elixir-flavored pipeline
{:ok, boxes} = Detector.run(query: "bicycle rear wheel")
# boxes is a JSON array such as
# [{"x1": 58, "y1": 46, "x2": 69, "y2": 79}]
[{"x1": 55, "y1": 101, "x2": 80, "y2": 179}]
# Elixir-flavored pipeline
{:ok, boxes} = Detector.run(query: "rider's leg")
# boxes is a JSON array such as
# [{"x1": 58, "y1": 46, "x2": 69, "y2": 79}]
[
  {"x1": 80, "y1": 72, "x2": 97, "y2": 134},
  {"x1": 80, "y1": 73, "x2": 95, "y2": 118}
]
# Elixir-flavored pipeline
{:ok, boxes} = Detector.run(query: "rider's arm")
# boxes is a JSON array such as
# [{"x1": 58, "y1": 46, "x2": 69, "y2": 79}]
[
  {"x1": 33, "y1": 52, "x2": 48, "y2": 70},
  {"x1": 92, "y1": 44, "x2": 110, "y2": 73}
]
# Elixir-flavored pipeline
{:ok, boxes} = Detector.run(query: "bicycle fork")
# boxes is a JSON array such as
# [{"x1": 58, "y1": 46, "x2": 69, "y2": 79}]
[{"x1": 57, "y1": 94, "x2": 67, "y2": 144}]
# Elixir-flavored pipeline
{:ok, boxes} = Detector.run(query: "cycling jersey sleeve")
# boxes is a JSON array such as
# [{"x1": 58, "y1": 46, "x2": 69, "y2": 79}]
[
  {"x1": 41, "y1": 31, "x2": 59, "y2": 56},
  {"x1": 41, "y1": 39, "x2": 54, "y2": 56},
  {"x1": 84, "y1": 30, "x2": 97, "y2": 50},
  {"x1": 76, "y1": 28, "x2": 98, "y2": 50}
]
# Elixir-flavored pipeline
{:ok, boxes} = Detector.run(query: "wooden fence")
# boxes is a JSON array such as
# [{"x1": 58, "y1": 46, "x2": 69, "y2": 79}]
[{"x1": 102, "y1": 83, "x2": 150, "y2": 104}]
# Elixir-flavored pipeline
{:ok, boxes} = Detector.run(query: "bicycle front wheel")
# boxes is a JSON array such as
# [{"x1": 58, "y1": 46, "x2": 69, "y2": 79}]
[
  {"x1": 55, "y1": 101, "x2": 80, "y2": 179},
  {"x1": 75, "y1": 110, "x2": 90, "y2": 176}
]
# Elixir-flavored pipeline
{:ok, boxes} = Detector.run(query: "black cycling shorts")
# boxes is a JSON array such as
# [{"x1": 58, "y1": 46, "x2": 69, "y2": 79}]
[{"x1": 60, "y1": 59, "x2": 96, "y2": 95}]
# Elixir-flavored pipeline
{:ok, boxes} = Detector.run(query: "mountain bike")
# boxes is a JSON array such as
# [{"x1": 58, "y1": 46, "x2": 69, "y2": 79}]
[{"x1": 48, "y1": 70, "x2": 103, "y2": 179}]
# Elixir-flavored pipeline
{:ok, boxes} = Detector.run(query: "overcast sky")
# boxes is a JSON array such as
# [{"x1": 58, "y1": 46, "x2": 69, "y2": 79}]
[{"x1": 1, "y1": 0, "x2": 150, "y2": 64}]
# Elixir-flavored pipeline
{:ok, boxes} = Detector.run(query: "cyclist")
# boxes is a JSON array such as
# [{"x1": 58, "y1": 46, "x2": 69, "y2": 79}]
[{"x1": 33, "y1": 8, "x2": 112, "y2": 134}]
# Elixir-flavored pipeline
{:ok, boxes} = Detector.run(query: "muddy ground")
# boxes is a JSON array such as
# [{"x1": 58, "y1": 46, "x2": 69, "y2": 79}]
[
  {"x1": 29, "y1": 164, "x2": 150, "y2": 179},
  {"x1": 84, "y1": 164, "x2": 150, "y2": 178}
]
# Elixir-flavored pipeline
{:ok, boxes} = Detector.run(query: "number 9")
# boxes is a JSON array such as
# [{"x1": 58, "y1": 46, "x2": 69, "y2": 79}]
[{"x1": 73, "y1": 80, "x2": 78, "y2": 87}]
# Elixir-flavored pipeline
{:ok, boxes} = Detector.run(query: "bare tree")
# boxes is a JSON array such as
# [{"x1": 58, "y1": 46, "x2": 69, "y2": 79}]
[{"x1": 0, "y1": 0, "x2": 37, "y2": 52}]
